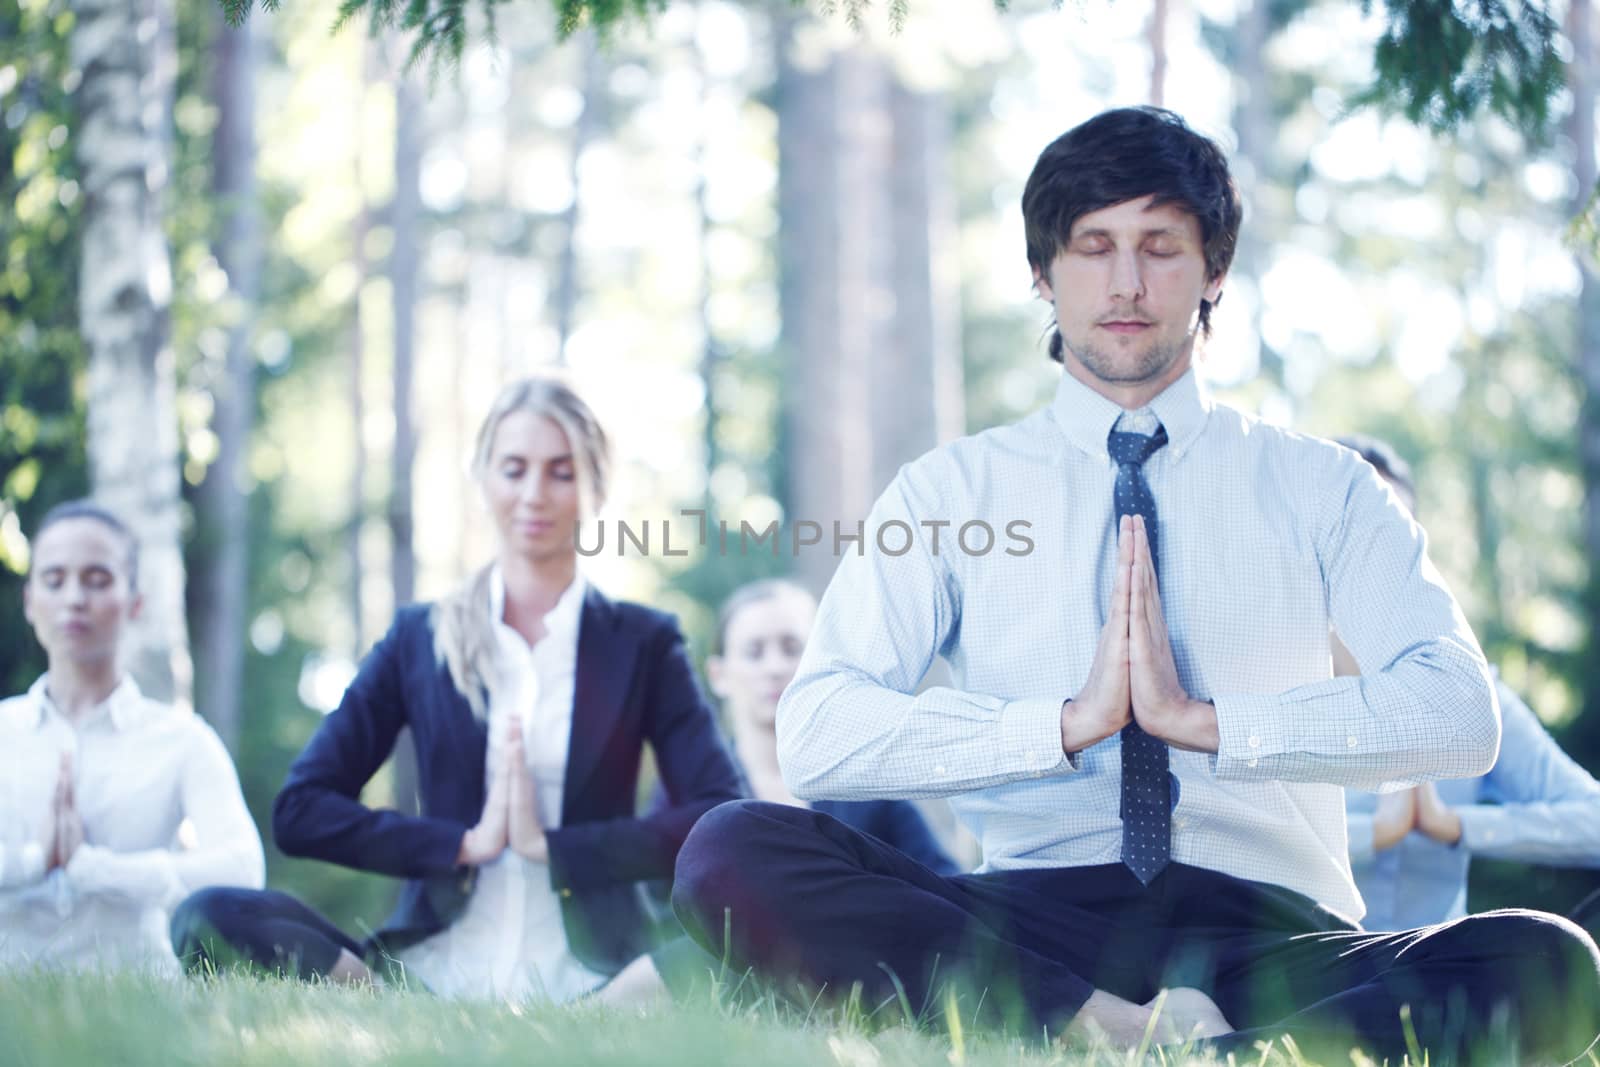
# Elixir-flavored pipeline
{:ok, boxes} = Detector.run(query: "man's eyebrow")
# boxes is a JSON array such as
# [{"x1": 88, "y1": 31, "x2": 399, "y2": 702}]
[{"x1": 1071, "y1": 225, "x2": 1186, "y2": 240}]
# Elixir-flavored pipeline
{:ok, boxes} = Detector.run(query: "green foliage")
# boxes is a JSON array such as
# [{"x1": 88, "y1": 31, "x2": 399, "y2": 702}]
[
  {"x1": 1356, "y1": 0, "x2": 1564, "y2": 136},
  {"x1": 0, "y1": 0, "x2": 88, "y2": 697}
]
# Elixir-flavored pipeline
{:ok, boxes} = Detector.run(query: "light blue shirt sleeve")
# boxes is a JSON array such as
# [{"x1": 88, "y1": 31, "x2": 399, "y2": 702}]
[
  {"x1": 778, "y1": 455, "x2": 1074, "y2": 801},
  {"x1": 0, "y1": 841, "x2": 47, "y2": 889},
  {"x1": 1214, "y1": 451, "x2": 1501, "y2": 789},
  {"x1": 1457, "y1": 679, "x2": 1600, "y2": 865}
]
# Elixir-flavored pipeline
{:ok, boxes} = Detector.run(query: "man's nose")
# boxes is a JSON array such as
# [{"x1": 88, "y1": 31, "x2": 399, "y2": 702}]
[{"x1": 1108, "y1": 249, "x2": 1145, "y2": 302}]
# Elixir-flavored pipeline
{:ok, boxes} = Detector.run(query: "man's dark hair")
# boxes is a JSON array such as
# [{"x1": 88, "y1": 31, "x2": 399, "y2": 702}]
[
  {"x1": 30, "y1": 499, "x2": 140, "y2": 591},
  {"x1": 1333, "y1": 434, "x2": 1417, "y2": 512},
  {"x1": 1022, "y1": 106, "x2": 1243, "y2": 362}
]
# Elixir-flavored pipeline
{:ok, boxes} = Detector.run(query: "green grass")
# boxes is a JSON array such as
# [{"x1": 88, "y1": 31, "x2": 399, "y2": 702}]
[{"x1": 0, "y1": 970, "x2": 1587, "y2": 1067}]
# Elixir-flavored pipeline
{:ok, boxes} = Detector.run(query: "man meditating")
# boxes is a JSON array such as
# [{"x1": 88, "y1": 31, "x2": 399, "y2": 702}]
[{"x1": 671, "y1": 106, "x2": 1600, "y2": 1063}]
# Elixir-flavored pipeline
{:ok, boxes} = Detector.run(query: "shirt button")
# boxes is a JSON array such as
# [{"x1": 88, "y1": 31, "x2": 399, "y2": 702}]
[
  {"x1": 1248, "y1": 736, "x2": 1261, "y2": 749},
  {"x1": 934, "y1": 764, "x2": 948, "y2": 777},
  {"x1": 560, "y1": 888, "x2": 573, "y2": 898},
  {"x1": 1346, "y1": 735, "x2": 1358, "y2": 749},
  {"x1": 1247, "y1": 758, "x2": 1259, "y2": 769}
]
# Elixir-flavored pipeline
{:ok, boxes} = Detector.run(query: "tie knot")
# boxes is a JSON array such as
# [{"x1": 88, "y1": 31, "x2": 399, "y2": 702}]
[{"x1": 1108, "y1": 424, "x2": 1168, "y2": 469}]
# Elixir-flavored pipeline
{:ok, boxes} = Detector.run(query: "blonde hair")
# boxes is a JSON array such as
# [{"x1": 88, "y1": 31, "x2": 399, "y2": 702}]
[{"x1": 432, "y1": 375, "x2": 611, "y2": 719}]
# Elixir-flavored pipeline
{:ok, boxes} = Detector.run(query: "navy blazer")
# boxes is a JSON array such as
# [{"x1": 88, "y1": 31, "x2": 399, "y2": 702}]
[{"x1": 271, "y1": 586, "x2": 741, "y2": 975}]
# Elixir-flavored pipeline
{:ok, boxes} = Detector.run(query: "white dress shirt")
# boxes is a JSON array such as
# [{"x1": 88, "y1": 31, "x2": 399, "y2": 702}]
[
  {"x1": 0, "y1": 675, "x2": 265, "y2": 973},
  {"x1": 395, "y1": 570, "x2": 608, "y2": 1002},
  {"x1": 778, "y1": 368, "x2": 1500, "y2": 921}
]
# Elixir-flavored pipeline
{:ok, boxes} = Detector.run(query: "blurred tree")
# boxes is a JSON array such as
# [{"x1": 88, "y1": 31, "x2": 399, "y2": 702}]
[
  {"x1": 189, "y1": 3, "x2": 262, "y2": 751},
  {"x1": 219, "y1": 0, "x2": 1564, "y2": 136},
  {"x1": 553, "y1": 29, "x2": 605, "y2": 363},
  {"x1": 390, "y1": 62, "x2": 422, "y2": 814},
  {"x1": 0, "y1": 0, "x2": 87, "y2": 698},
  {"x1": 775, "y1": 25, "x2": 962, "y2": 593},
  {"x1": 71, "y1": 0, "x2": 192, "y2": 705},
  {"x1": 1571, "y1": 0, "x2": 1600, "y2": 747}
]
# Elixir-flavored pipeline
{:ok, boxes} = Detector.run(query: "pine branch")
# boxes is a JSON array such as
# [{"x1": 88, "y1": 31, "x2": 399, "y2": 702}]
[
  {"x1": 214, "y1": 0, "x2": 1568, "y2": 136},
  {"x1": 1355, "y1": 0, "x2": 1563, "y2": 135}
]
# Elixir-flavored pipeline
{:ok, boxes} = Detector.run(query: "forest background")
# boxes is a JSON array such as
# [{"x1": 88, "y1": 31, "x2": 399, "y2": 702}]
[{"x1": 3, "y1": 0, "x2": 1599, "y2": 928}]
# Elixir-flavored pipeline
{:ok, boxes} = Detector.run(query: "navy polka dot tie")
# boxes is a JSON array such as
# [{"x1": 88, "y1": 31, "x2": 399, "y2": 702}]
[{"x1": 1109, "y1": 423, "x2": 1171, "y2": 885}]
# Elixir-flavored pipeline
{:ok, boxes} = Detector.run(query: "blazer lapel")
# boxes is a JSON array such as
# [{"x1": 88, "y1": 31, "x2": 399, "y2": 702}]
[{"x1": 562, "y1": 586, "x2": 639, "y2": 820}]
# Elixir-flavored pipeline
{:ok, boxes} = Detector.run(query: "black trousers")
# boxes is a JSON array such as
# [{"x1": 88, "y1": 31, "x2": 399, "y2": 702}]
[
  {"x1": 672, "y1": 801, "x2": 1600, "y2": 1064},
  {"x1": 170, "y1": 886, "x2": 710, "y2": 996},
  {"x1": 171, "y1": 888, "x2": 375, "y2": 981}
]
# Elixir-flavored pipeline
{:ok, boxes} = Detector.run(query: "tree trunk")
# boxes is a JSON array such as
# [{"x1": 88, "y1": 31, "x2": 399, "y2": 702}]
[
  {"x1": 191, "y1": 10, "x2": 260, "y2": 751},
  {"x1": 1572, "y1": 0, "x2": 1600, "y2": 638},
  {"x1": 878, "y1": 79, "x2": 963, "y2": 495},
  {"x1": 777, "y1": 26, "x2": 961, "y2": 593},
  {"x1": 553, "y1": 30, "x2": 604, "y2": 364},
  {"x1": 777, "y1": 30, "x2": 880, "y2": 593},
  {"x1": 390, "y1": 70, "x2": 423, "y2": 815},
  {"x1": 71, "y1": 0, "x2": 190, "y2": 705},
  {"x1": 1230, "y1": 0, "x2": 1281, "y2": 388},
  {"x1": 1147, "y1": 0, "x2": 1170, "y2": 107}
]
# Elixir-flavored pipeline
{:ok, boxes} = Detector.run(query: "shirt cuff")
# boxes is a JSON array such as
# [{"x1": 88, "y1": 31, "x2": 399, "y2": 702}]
[
  {"x1": 65, "y1": 844, "x2": 184, "y2": 908},
  {"x1": 1001, "y1": 697, "x2": 1074, "y2": 776},
  {"x1": 1457, "y1": 805, "x2": 1507, "y2": 852},
  {"x1": 17, "y1": 842, "x2": 45, "y2": 883},
  {"x1": 1212, "y1": 692, "x2": 1286, "y2": 777}
]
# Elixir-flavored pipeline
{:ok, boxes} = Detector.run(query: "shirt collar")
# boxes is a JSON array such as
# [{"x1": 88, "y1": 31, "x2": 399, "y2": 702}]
[
  {"x1": 1048, "y1": 366, "x2": 1213, "y2": 461},
  {"x1": 488, "y1": 565, "x2": 588, "y2": 643},
  {"x1": 27, "y1": 672, "x2": 145, "y2": 731}
]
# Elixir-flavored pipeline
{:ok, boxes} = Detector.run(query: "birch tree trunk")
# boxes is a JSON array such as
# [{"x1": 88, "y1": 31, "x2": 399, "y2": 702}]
[{"x1": 72, "y1": 0, "x2": 190, "y2": 705}]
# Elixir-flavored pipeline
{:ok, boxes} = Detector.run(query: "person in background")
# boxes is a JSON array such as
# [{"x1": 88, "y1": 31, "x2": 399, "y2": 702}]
[
  {"x1": 1335, "y1": 434, "x2": 1600, "y2": 931},
  {"x1": 171, "y1": 375, "x2": 741, "y2": 1004},
  {"x1": 705, "y1": 579, "x2": 958, "y2": 875},
  {"x1": 0, "y1": 501, "x2": 264, "y2": 975}
]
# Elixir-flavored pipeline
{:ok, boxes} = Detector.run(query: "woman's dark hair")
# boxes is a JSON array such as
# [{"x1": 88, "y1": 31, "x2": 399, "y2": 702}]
[
  {"x1": 1022, "y1": 106, "x2": 1243, "y2": 361},
  {"x1": 1334, "y1": 434, "x2": 1417, "y2": 511},
  {"x1": 30, "y1": 499, "x2": 140, "y2": 590}
]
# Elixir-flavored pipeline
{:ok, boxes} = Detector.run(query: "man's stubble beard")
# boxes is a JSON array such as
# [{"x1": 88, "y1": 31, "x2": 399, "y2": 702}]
[{"x1": 1063, "y1": 332, "x2": 1186, "y2": 386}]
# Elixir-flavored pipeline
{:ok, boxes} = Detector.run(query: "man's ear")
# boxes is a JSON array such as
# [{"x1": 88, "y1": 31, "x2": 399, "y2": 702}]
[
  {"x1": 127, "y1": 590, "x2": 144, "y2": 623},
  {"x1": 1203, "y1": 270, "x2": 1227, "y2": 305},
  {"x1": 706, "y1": 655, "x2": 729, "y2": 700},
  {"x1": 1033, "y1": 264, "x2": 1055, "y2": 302}
]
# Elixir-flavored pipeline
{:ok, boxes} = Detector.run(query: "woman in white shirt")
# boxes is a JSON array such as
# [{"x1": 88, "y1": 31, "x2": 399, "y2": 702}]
[
  {"x1": 0, "y1": 501, "x2": 264, "y2": 974},
  {"x1": 170, "y1": 375, "x2": 740, "y2": 1003}
]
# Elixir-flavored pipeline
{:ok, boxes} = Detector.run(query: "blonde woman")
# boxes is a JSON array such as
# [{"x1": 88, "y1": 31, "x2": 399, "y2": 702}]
[
  {"x1": 0, "y1": 501, "x2": 263, "y2": 974},
  {"x1": 172, "y1": 376, "x2": 740, "y2": 1003}
]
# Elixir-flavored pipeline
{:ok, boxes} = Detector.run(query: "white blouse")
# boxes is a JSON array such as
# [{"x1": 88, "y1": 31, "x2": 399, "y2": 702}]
[
  {"x1": 0, "y1": 675, "x2": 265, "y2": 974},
  {"x1": 394, "y1": 570, "x2": 609, "y2": 1002}
]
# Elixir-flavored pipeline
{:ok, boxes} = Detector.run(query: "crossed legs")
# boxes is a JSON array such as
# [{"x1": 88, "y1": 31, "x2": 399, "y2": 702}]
[{"x1": 673, "y1": 801, "x2": 1600, "y2": 1064}]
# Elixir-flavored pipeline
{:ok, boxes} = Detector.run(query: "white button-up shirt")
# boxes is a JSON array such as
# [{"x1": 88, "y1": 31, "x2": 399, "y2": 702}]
[
  {"x1": 778, "y1": 368, "x2": 1499, "y2": 921},
  {"x1": 0, "y1": 675, "x2": 265, "y2": 973},
  {"x1": 396, "y1": 570, "x2": 608, "y2": 1002}
]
